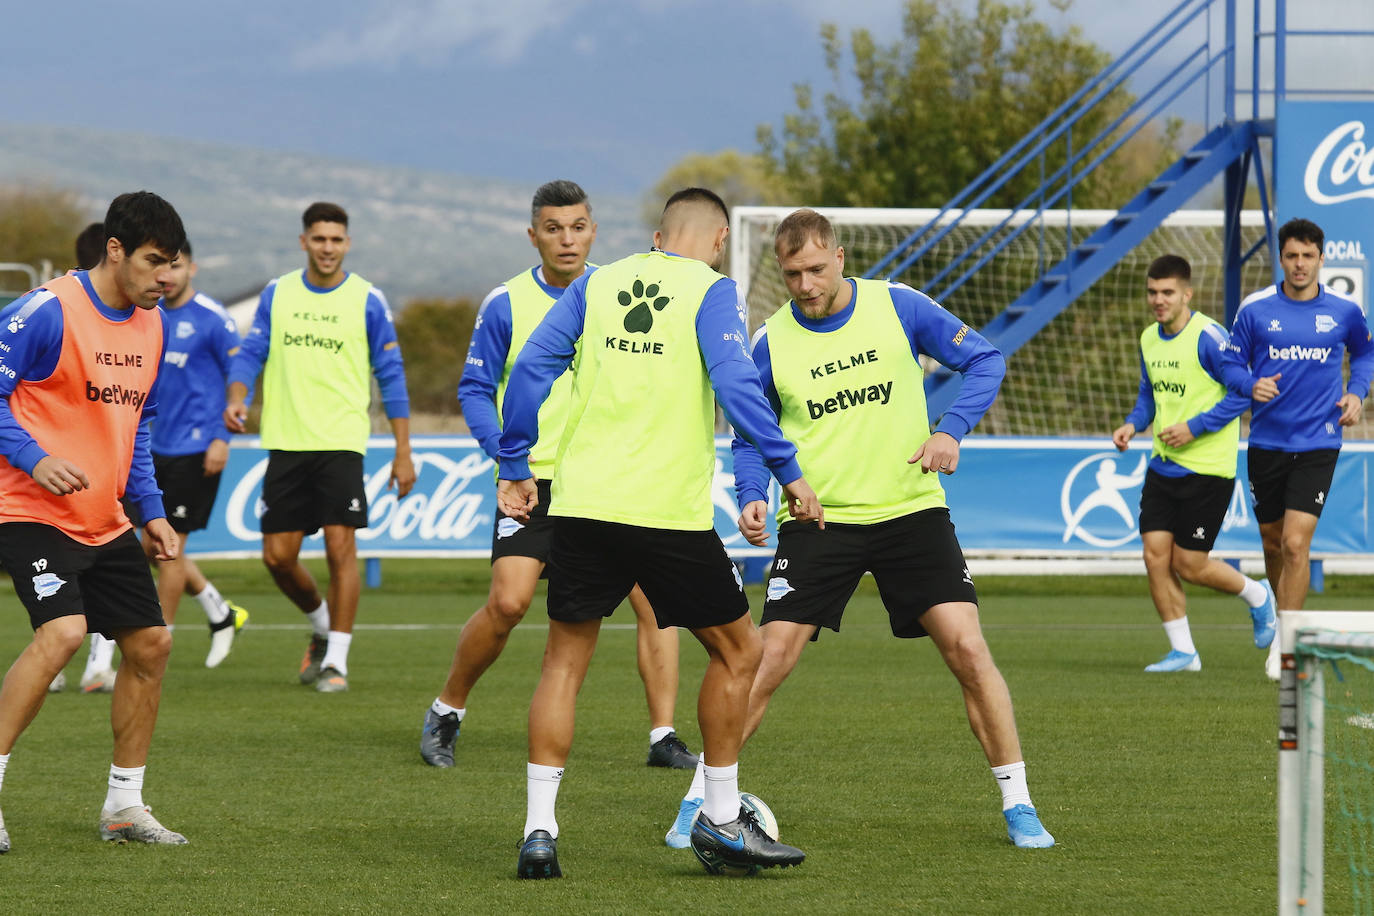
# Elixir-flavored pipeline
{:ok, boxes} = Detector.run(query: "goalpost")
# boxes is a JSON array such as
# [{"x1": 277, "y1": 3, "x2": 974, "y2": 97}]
[{"x1": 1278, "y1": 611, "x2": 1374, "y2": 915}]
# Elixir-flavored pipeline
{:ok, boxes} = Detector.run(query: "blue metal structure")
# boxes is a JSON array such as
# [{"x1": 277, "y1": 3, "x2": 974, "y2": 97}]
[{"x1": 871, "y1": 0, "x2": 1374, "y2": 416}]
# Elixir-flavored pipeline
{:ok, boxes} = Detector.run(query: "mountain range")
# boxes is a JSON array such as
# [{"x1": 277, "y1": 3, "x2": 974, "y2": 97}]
[{"x1": 0, "y1": 123, "x2": 647, "y2": 308}]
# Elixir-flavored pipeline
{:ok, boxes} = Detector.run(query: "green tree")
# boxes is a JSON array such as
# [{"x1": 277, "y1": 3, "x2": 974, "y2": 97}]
[
  {"x1": 758, "y1": 0, "x2": 1179, "y2": 209},
  {"x1": 0, "y1": 184, "x2": 89, "y2": 279},
  {"x1": 394, "y1": 297, "x2": 479, "y2": 416},
  {"x1": 642, "y1": 149, "x2": 795, "y2": 228}
]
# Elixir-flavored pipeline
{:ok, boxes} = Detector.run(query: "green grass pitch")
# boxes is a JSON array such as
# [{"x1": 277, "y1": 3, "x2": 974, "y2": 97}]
[{"x1": 3, "y1": 560, "x2": 1371, "y2": 913}]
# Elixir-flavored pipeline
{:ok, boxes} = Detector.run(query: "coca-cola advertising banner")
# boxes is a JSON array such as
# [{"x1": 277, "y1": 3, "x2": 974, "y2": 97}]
[
  {"x1": 190, "y1": 437, "x2": 778, "y2": 559},
  {"x1": 1276, "y1": 101, "x2": 1374, "y2": 316}
]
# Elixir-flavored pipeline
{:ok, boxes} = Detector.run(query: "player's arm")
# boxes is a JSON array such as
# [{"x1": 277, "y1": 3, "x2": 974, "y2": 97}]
[
  {"x1": 496, "y1": 277, "x2": 587, "y2": 517},
  {"x1": 225, "y1": 283, "x2": 274, "y2": 431},
  {"x1": 0, "y1": 293, "x2": 90, "y2": 493},
  {"x1": 1219, "y1": 308, "x2": 1281, "y2": 401},
  {"x1": 1339, "y1": 309, "x2": 1374, "y2": 426},
  {"x1": 456, "y1": 287, "x2": 513, "y2": 460},
  {"x1": 211, "y1": 310, "x2": 242, "y2": 458},
  {"x1": 124, "y1": 394, "x2": 177, "y2": 559},
  {"x1": 1167, "y1": 324, "x2": 1251, "y2": 446},
  {"x1": 895, "y1": 284, "x2": 1004, "y2": 474},
  {"x1": 731, "y1": 326, "x2": 779, "y2": 546},
  {"x1": 1114, "y1": 349, "x2": 1154, "y2": 451},
  {"x1": 365, "y1": 288, "x2": 415, "y2": 496},
  {"x1": 697, "y1": 280, "x2": 822, "y2": 526}
]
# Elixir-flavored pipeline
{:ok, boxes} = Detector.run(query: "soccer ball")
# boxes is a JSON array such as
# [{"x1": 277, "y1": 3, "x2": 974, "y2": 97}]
[{"x1": 739, "y1": 791, "x2": 779, "y2": 840}]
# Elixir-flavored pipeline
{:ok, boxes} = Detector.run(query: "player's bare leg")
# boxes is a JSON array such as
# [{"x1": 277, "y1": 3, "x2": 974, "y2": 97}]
[
  {"x1": 1275, "y1": 510, "x2": 1320, "y2": 611},
  {"x1": 688, "y1": 614, "x2": 761, "y2": 768},
  {"x1": 109, "y1": 626, "x2": 171, "y2": 768},
  {"x1": 1142, "y1": 530, "x2": 1186, "y2": 622},
  {"x1": 0, "y1": 615, "x2": 87, "y2": 753},
  {"x1": 322, "y1": 525, "x2": 359, "y2": 634},
  {"x1": 527, "y1": 618, "x2": 603, "y2": 766},
  {"x1": 439, "y1": 556, "x2": 542, "y2": 709},
  {"x1": 630, "y1": 586, "x2": 679, "y2": 729},
  {"x1": 920, "y1": 601, "x2": 1021, "y2": 766},
  {"x1": 742, "y1": 619, "x2": 817, "y2": 742},
  {"x1": 146, "y1": 532, "x2": 192, "y2": 625},
  {"x1": 261, "y1": 531, "x2": 322, "y2": 611}
]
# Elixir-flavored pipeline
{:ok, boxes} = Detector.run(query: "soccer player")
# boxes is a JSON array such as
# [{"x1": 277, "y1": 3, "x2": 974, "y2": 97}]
[
  {"x1": 498, "y1": 188, "x2": 821, "y2": 878},
  {"x1": 225, "y1": 202, "x2": 416, "y2": 693},
  {"x1": 420, "y1": 180, "x2": 695, "y2": 771},
  {"x1": 0, "y1": 191, "x2": 191, "y2": 850},
  {"x1": 146, "y1": 240, "x2": 249, "y2": 667},
  {"x1": 1221, "y1": 217, "x2": 1374, "y2": 679},
  {"x1": 1111, "y1": 255, "x2": 1276, "y2": 672},
  {"x1": 668, "y1": 207, "x2": 1055, "y2": 851}
]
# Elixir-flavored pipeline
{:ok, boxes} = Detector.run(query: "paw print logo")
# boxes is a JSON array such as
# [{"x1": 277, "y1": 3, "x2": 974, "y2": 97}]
[{"x1": 618, "y1": 279, "x2": 670, "y2": 334}]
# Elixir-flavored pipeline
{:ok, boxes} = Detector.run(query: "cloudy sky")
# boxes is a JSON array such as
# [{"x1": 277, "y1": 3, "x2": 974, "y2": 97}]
[{"x1": 5, "y1": 0, "x2": 1371, "y2": 196}]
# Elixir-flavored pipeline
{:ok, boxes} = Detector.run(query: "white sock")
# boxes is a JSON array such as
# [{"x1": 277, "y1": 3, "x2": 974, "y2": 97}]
[
  {"x1": 682, "y1": 755, "x2": 705, "y2": 803},
  {"x1": 431, "y1": 698, "x2": 464, "y2": 720},
  {"x1": 702, "y1": 762, "x2": 739, "y2": 825},
  {"x1": 649, "y1": 726, "x2": 674, "y2": 745},
  {"x1": 86, "y1": 634, "x2": 116, "y2": 677},
  {"x1": 103, "y1": 764, "x2": 145, "y2": 815},
  {"x1": 992, "y1": 761, "x2": 1033, "y2": 810},
  {"x1": 1238, "y1": 577, "x2": 1269, "y2": 608},
  {"x1": 321, "y1": 631, "x2": 352, "y2": 675},
  {"x1": 524, "y1": 762, "x2": 564, "y2": 839},
  {"x1": 1163, "y1": 616, "x2": 1196, "y2": 655},
  {"x1": 306, "y1": 601, "x2": 330, "y2": 638},
  {"x1": 193, "y1": 582, "x2": 231, "y2": 625},
  {"x1": 0, "y1": 753, "x2": 9, "y2": 794}
]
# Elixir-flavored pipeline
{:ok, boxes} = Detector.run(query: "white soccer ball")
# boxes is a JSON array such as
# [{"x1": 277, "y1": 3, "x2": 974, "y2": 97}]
[{"x1": 739, "y1": 791, "x2": 779, "y2": 841}]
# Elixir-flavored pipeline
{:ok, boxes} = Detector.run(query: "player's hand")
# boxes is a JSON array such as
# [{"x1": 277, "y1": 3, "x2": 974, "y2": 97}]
[
  {"x1": 497, "y1": 477, "x2": 537, "y2": 521},
  {"x1": 32, "y1": 456, "x2": 89, "y2": 495},
  {"x1": 1111, "y1": 423, "x2": 1136, "y2": 452},
  {"x1": 737, "y1": 500, "x2": 769, "y2": 547},
  {"x1": 1252, "y1": 372, "x2": 1281, "y2": 403},
  {"x1": 390, "y1": 451, "x2": 417, "y2": 497},
  {"x1": 203, "y1": 439, "x2": 229, "y2": 476},
  {"x1": 223, "y1": 399, "x2": 249, "y2": 433},
  {"x1": 781, "y1": 477, "x2": 824, "y2": 529},
  {"x1": 144, "y1": 518, "x2": 179, "y2": 560},
  {"x1": 1338, "y1": 392, "x2": 1364, "y2": 427},
  {"x1": 1159, "y1": 422, "x2": 1195, "y2": 447},
  {"x1": 909, "y1": 431, "x2": 959, "y2": 474}
]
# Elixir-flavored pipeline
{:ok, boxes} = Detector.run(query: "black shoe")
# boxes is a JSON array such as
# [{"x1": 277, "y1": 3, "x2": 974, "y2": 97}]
[
  {"x1": 646, "y1": 732, "x2": 697, "y2": 769},
  {"x1": 690, "y1": 806, "x2": 804, "y2": 875},
  {"x1": 420, "y1": 709, "x2": 460, "y2": 767},
  {"x1": 517, "y1": 829, "x2": 562, "y2": 879}
]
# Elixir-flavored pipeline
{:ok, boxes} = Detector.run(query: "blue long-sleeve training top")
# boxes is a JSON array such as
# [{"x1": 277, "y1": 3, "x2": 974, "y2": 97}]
[
  {"x1": 228, "y1": 271, "x2": 410, "y2": 417},
  {"x1": 1123, "y1": 316, "x2": 1251, "y2": 478},
  {"x1": 730, "y1": 279, "x2": 1006, "y2": 508},
  {"x1": 496, "y1": 260, "x2": 802, "y2": 486},
  {"x1": 151, "y1": 291, "x2": 240, "y2": 456},
  {"x1": 1220, "y1": 283, "x2": 1374, "y2": 451},
  {"x1": 0, "y1": 271, "x2": 163, "y2": 523},
  {"x1": 458, "y1": 266, "x2": 576, "y2": 460}
]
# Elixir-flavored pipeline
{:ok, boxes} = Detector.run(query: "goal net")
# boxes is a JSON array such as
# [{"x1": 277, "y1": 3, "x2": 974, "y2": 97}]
[
  {"x1": 731, "y1": 207, "x2": 1374, "y2": 441},
  {"x1": 1278, "y1": 611, "x2": 1374, "y2": 915}
]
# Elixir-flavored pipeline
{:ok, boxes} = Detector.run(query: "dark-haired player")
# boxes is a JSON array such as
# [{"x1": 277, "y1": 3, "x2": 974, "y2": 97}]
[
  {"x1": 226, "y1": 202, "x2": 415, "y2": 693},
  {"x1": 0, "y1": 191, "x2": 191, "y2": 849}
]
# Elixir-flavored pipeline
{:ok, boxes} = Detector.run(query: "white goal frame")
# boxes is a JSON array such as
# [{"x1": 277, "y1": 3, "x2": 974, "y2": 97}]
[{"x1": 1277, "y1": 610, "x2": 1374, "y2": 916}]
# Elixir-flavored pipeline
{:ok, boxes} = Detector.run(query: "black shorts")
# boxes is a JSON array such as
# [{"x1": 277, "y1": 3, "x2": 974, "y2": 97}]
[
  {"x1": 0, "y1": 523, "x2": 163, "y2": 635},
  {"x1": 546, "y1": 516, "x2": 749, "y2": 630},
  {"x1": 761, "y1": 507, "x2": 976, "y2": 640},
  {"x1": 491, "y1": 479, "x2": 554, "y2": 566},
  {"x1": 153, "y1": 452, "x2": 222, "y2": 533},
  {"x1": 1247, "y1": 447, "x2": 1339, "y2": 525},
  {"x1": 1137, "y1": 469, "x2": 1234, "y2": 552},
  {"x1": 261, "y1": 450, "x2": 368, "y2": 535}
]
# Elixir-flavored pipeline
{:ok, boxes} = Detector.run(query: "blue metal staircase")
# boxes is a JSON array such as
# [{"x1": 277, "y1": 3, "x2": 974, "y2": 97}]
[
  {"x1": 863, "y1": 0, "x2": 1275, "y2": 418},
  {"x1": 922, "y1": 120, "x2": 1255, "y2": 410}
]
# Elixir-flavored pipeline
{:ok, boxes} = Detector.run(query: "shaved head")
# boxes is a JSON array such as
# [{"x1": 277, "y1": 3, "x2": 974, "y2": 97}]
[{"x1": 654, "y1": 187, "x2": 731, "y2": 271}]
